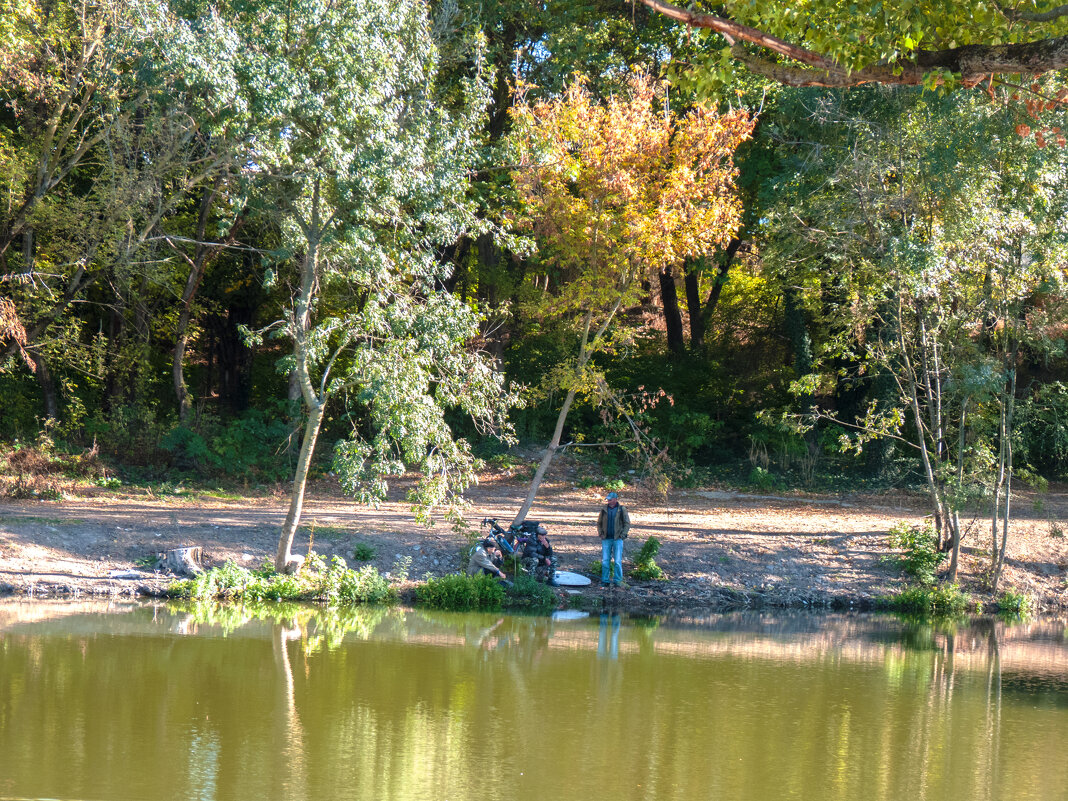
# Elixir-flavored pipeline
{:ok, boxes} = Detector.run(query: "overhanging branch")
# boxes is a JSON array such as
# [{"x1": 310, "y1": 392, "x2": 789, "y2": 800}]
[
  {"x1": 639, "y1": 0, "x2": 1068, "y2": 86},
  {"x1": 1001, "y1": 2, "x2": 1068, "y2": 22}
]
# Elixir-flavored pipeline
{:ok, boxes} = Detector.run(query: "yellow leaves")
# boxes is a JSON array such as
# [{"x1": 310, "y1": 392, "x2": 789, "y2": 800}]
[{"x1": 510, "y1": 73, "x2": 754, "y2": 292}]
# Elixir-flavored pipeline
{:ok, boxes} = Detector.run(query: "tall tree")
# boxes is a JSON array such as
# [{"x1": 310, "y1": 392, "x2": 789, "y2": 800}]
[
  {"x1": 175, "y1": 0, "x2": 516, "y2": 571},
  {"x1": 508, "y1": 74, "x2": 753, "y2": 523},
  {"x1": 759, "y1": 87, "x2": 1068, "y2": 584},
  {"x1": 0, "y1": 0, "x2": 233, "y2": 421}
]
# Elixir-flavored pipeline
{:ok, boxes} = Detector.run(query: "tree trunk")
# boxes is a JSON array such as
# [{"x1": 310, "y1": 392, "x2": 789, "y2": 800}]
[
  {"x1": 173, "y1": 297, "x2": 199, "y2": 424},
  {"x1": 103, "y1": 302, "x2": 125, "y2": 412},
  {"x1": 991, "y1": 361, "x2": 1017, "y2": 594},
  {"x1": 159, "y1": 546, "x2": 204, "y2": 576},
  {"x1": 659, "y1": 266, "x2": 685, "y2": 353},
  {"x1": 896, "y1": 298, "x2": 947, "y2": 542},
  {"x1": 684, "y1": 238, "x2": 741, "y2": 353},
  {"x1": 276, "y1": 185, "x2": 323, "y2": 573},
  {"x1": 511, "y1": 386, "x2": 578, "y2": 527},
  {"x1": 275, "y1": 400, "x2": 325, "y2": 573},
  {"x1": 512, "y1": 290, "x2": 629, "y2": 526},
  {"x1": 29, "y1": 347, "x2": 58, "y2": 421},
  {"x1": 172, "y1": 185, "x2": 218, "y2": 423},
  {"x1": 683, "y1": 269, "x2": 705, "y2": 348}
]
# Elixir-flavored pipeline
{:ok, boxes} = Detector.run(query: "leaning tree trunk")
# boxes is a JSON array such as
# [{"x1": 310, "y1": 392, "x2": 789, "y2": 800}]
[
  {"x1": 511, "y1": 386, "x2": 578, "y2": 528},
  {"x1": 275, "y1": 400, "x2": 325, "y2": 573},
  {"x1": 897, "y1": 305, "x2": 946, "y2": 542},
  {"x1": 512, "y1": 290, "x2": 628, "y2": 526}
]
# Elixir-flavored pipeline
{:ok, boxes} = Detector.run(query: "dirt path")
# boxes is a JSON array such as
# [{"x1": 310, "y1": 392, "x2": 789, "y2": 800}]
[{"x1": 0, "y1": 470, "x2": 1066, "y2": 613}]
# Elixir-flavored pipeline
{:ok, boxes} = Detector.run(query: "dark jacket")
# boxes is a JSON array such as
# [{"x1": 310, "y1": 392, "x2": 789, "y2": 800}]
[
  {"x1": 597, "y1": 504, "x2": 631, "y2": 540},
  {"x1": 523, "y1": 537, "x2": 553, "y2": 563}
]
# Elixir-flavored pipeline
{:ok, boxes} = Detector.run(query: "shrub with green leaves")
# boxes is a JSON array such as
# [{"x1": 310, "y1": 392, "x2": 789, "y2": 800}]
[
  {"x1": 415, "y1": 574, "x2": 505, "y2": 611},
  {"x1": 352, "y1": 543, "x2": 377, "y2": 562},
  {"x1": 169, "y1": 556, "x2": 394, "y2": 604},
  {"x1": 884, "y1": 521, "x2": 945, "y2": 585},
  {"x1": 505, "y1": 574, "x2": 558, "y2": 611},
  {"x1": 160, "y1": 407, "x2": 293, "y2": 481},
  {"x1": 748, "y1": 466, "x2": 779, "y2": 491},
  {"x1": 630, "y1": 536, "x2": 666, "y2": 581},
  {"x1": 994, "y1": 591, "x2": 1034, "y2": 616},
  {"x1": 880, "y1": 583, "x2": 969, "y2": 615}
]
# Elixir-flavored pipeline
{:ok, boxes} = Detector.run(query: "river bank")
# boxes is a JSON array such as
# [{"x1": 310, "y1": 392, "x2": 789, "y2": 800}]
[{"x1": 0, "y1": 467, "x2": 1066, "y2": 614}]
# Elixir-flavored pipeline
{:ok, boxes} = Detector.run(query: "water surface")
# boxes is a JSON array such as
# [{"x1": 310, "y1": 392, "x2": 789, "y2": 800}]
[{"x1": 0, "y1": 601, "x2": 1065, "y2": 801}]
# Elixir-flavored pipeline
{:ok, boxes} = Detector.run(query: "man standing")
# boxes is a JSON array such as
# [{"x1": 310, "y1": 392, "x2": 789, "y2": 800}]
[{"x1": 597, "y1": 491, "x2": 631, "y2": 587}]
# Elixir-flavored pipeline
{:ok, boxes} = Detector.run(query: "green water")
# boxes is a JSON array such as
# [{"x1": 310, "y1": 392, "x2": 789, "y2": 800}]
[{"x1": 0, "y1": 602, "x2": 1065, "y2": 801}]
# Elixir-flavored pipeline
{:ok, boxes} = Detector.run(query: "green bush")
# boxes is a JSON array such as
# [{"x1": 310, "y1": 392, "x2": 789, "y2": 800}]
[
  {"x1": 884, "y1": 521, "x2": 945, "y2": 585},
  {"x1": 160, "y1": 407, "x2": 292, "y2": 481},
  {"x1": 415, "y1": 573, "x2": 505, "y2": 611},
  {"x1": 747, "y1": 466, "x2": 779, "y2": 491},
  {"x1": 1017, "y1": 381, "x2": 1068, "y2": 479},
  {"x1": 994, "y1": 591, "x2": 1034, "y2": 616},
  {"x1": 505, "y1": 574, "x2": 558, "y2": 611},
  {"x1": 169, "y1": 556, "x2": 394, "y2": 604},
  {"x1": 352, "y1": 542, "x2": 377, "y2": 561},
  {"x1": 880, "y1": 583, "x2": 968, "y2": 615},
  {"x1": 630, "y1": 536, "x2": 666, "y2": 581}
]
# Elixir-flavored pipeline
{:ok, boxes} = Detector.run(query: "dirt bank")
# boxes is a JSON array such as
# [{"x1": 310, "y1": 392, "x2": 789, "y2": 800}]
[{"x1": 1, "y1": 467, "x2": 1066, "y2": 614}]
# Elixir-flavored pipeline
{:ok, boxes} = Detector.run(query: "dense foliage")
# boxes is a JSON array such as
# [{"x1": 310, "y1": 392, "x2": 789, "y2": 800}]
[{"x1": 2, "y1": 0, "x2": 1067, "y2": 591}]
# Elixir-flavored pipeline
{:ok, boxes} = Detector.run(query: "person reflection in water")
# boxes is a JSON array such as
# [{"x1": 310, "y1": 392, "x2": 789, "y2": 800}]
[{"x1": 598, "y1": 612, "x2": 621, "y2": 660}]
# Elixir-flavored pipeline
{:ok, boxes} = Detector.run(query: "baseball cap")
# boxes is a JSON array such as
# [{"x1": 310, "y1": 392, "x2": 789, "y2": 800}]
[{"x1": 606, "y1": 491, "x2": 618, "y2": 500}]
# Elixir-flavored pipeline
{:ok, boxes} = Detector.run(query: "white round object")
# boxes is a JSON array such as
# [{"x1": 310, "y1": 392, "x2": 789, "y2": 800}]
[{"x1": 553, "y1": 570, "x2": 592, "y2": 587}]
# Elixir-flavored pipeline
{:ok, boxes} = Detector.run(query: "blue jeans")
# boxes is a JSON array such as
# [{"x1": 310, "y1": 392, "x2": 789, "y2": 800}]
[{"x1": 601, "y1": 538, "x2": 623, "y2": 584}]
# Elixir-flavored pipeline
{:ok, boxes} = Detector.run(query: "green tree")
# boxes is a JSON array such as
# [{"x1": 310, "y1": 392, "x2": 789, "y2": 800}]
[
  {"x1": 761, "y1": 88, "x2": 1068, "y2": 585},
  {"x1": 179, "y1": 0, "x2": 516, "y2": 571},
  {"x1": 0, "y1": 0, "x2": 233, "y2": 423}
]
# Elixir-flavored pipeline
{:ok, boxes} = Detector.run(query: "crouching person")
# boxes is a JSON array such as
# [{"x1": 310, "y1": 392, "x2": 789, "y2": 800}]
[
  {"x1": 468, "y1": 538, "x2": 512, "y2": 587},
  {"x1": 522, "y1": 525, "x2": 556, "y2": 585}
]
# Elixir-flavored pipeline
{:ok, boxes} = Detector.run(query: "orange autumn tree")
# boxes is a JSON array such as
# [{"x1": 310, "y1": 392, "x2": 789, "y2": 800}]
[{"x1": 508, "y1": 74, "x2": 754, "y2": 524}]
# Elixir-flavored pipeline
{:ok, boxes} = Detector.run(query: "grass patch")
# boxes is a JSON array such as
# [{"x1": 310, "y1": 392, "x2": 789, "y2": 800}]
[
  {"x1": 197, "y1": 487, "x2": 244, "y2": 501},
  {"x1": 352, "y1": 542, "x2": 377, "y2": 561},
  {"x1": 299, "y1": 520, "x2": 351, "y2": 541},
  {"x1": 878, "y1": 583, "x2": 969, "y2": 616},
  {"x1": 0, "y1": 515, "x2": 84, "y2": 525}
]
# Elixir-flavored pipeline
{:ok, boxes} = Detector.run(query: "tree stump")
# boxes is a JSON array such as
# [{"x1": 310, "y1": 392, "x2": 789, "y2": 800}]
[{"x1": 159, "y1": 546, "x2": 204, "y2": 576}]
